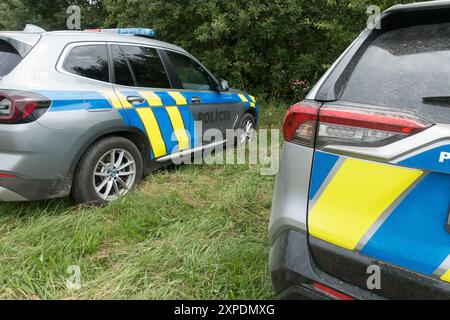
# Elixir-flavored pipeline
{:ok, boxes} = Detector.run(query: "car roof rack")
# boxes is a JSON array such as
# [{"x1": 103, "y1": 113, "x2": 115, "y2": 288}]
[{"x1": 84, "y1": 28, "x2": 157, "y2": 39}]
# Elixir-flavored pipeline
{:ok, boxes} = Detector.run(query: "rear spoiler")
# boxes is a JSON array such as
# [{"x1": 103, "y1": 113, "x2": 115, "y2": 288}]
[{"x1": 0, "y1": 32, "x2": 42, "y2": 57}]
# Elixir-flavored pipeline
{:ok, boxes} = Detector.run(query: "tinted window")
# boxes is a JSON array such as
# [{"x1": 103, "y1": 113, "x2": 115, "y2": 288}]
[
  {"x1": 64, "y1": 45, "x2": 109, "y2": 82},
  {"x1": 0, "y1": 41, "x2": 22, "y2": 76},
  {"x1": 166, "y1": 51, "x2": 212, "y2": 91},
  {"x1": 121, "y1": 46, "x2": 170, "y2": 88},
  {"x1": 339, "y1": 23, "x2": 450, "y2": 122},
  {"x1": 111, "y1": 45, "x2": 135, "y2": 87}
]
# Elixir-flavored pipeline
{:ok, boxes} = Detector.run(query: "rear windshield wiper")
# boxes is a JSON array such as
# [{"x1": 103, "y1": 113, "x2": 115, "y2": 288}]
[{"x1": 422, "y1": 96, "x2": 450, "y2": 106}]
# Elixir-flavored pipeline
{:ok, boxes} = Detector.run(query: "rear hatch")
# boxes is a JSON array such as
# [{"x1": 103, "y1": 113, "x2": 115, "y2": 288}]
[{"x1": 307, "y1": 19, "x2": 450, "y2": 298}]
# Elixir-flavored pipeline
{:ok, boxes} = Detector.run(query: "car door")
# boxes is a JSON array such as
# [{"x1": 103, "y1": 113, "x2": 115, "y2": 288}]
[
  {"x1": 161, "y1": 49, "x2": 243, "y2": 145},
  {"x1": 307, "y1": 22, "x2": 450, "y2": 299},
  {"x1": 109, "y1": 43, "x2": 196, "y2": 159}
]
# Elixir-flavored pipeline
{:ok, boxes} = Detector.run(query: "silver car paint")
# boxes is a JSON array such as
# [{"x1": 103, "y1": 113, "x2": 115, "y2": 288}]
[{"x1": 269, "y1": 142, "x2": 313, "y2": 243}]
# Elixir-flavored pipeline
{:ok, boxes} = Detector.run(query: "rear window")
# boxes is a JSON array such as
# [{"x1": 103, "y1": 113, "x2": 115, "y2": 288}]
[
  {"x1": 63, "y1": 44, "x2": 109, "y2": 82},
  {"x1": 339, "y1": 23, "x2": 450, "y2": 122},
  {"x1": 0, "y1": 40, "x2": 22, "y2": 76}
]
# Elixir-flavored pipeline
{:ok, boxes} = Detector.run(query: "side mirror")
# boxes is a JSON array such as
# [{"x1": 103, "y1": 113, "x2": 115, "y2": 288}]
[{"x1": 218, "y1": 79, "x2": 230, "y2": 92}]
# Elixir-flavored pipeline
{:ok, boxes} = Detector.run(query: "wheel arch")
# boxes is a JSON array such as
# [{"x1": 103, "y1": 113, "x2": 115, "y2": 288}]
[
  {"x1": 68, "y1": 126, "x2": 152, "y2": 182},
  {"x1": 244, "y1": 107, "x2": 258, "y2": 126}
]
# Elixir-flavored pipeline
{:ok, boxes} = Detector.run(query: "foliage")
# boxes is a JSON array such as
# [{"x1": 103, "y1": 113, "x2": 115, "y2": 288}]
[{"x1": 0, "y1": 0, "x2": 416, "y2": 101}]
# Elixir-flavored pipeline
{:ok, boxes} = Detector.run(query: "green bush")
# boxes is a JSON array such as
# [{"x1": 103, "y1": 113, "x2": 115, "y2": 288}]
[{"x1": 0, "y1": 0, "x2": 415, "y2": 101}]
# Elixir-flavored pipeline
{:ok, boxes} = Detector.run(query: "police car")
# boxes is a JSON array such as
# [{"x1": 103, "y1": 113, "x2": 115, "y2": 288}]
[
  {"x1": 0, "y1": 26, "x2": 258, "y2": 204},
  {"x1": 270, "y1": 1, "x2": 450, "y2": 299}
]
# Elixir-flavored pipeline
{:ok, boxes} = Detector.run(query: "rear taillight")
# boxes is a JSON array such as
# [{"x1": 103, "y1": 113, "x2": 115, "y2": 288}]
[
  {"x1": 0, "y1": 90, "x2": 50, "y2": 124},
  {"x1": 0, "y1": 173, "x2": 17, "y2": 179},
  {"x1": 317, "y1": 106, "x2": 432, "y2": 147},
  {"x1": 282, "y1": 102, "x2": 319, "y2": 147},
  {"x1": 282, "y1": 102, "x2": 433, "y2": 148}
]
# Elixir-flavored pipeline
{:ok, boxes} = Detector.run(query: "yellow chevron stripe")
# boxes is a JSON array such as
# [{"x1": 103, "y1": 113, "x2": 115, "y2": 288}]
[
  {"x1": 249, "y1": 95, "x2": 256, "y2": 102},
  {"x1": 238, "y1": 94, "x2": 249, "y2": 102},
  {"x1": 166, "y1": 107, "x2": 190, "y2": 151},
  {"x1": 139, "y1": 91, "x2": 163, "y2": 107},
  {"x1": 441, "y1": 270, "x2": 450, "y2": 282},
  {"x1": 115, "y1": 91, "x2": 133, "y2": 108},
  {"x1": 136, "y1": 108, "x2": 166, "y2": 158},
  {"x1": 250, "y1": 102, "x2": 256, "y2": 108},
  {"x1": 168, "y1": 92, "x2": 187, "y2": 105},
  {"x1": 309, "y1": 158, "x2": 423, "y2": 250},
  {"x1": 100, "y1": 90, "x2": 122, "y2": 109}
]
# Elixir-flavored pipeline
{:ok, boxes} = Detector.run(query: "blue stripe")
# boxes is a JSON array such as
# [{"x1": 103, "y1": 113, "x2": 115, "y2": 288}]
[
  {"x1": 118, "y1": 109, "x2": 131, "y2": 126},
  {"x1": 40, "y1": 90, "x2": 86, "y2": 111},
  {"x1": 362, "y1": 173, "x2": 450, "y2": 275},
  {"x1": 43, "y1": 90, "x2": 251, "y2": 111},
  {"x1": 152, "y1": 107, "x2": 178, "y2": 154},
  {"x1": 400, "y1": 145, "x2": 450, "y2": 174},
  {"x1": 83, "y1": 91, "x2": 113, "y2": 110},
  {"x1": 155, "y1": 92, "x2": 176, "y2": 106},
  {"x1": 177, "y1": 105, "x2": 197, "y2": 149},
  {"x1": 309, "y1": 151, "x2": 340, "y2": 200},
  {"x1": 180, "y1": 91, "x2": 242, "y2": 105}
]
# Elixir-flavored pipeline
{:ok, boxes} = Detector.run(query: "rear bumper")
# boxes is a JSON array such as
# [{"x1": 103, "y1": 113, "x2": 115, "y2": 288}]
[
  {"x1": 0, "y1": 186, "x2": 27, "y2": 201},
  {"x1": 270, "y1": 228, "x2": 450, "y2": 300},
  {"x1": 0, "y1": 121, "x2": 82, "y2": 201},
  {"x1": 0, "y1": 177, "x2": 71, "y2": 201},
  {"x1": 269, "y1": 229, "x2": 383, "y2": 300}
]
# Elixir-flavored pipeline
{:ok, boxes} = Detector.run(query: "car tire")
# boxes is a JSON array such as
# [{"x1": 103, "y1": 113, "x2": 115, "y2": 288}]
[
  {"x1": 71, "y1": 136, "x2": 144, "y2": 205},
  {"x1": 236, "y1": 113, "x2": 256, "y2": 145}
]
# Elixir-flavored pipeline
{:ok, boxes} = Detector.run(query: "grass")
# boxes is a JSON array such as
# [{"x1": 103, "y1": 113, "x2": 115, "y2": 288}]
[{"x1": 0, "y1": 101, "x2": 288, "y2": 299}]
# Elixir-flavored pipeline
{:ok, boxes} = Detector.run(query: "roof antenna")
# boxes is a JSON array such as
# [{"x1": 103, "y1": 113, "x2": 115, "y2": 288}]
[{"x1": 23, "y1": 24, "x2": 46, "y2": 33}]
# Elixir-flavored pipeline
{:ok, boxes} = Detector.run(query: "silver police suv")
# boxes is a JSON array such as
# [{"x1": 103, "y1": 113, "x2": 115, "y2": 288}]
[
  {"x1": 270, "y1": 1, "x2": 450, "y2": 300},
  {"x1": 0, "y1": 26, "x2": 258, "y2": 204}
]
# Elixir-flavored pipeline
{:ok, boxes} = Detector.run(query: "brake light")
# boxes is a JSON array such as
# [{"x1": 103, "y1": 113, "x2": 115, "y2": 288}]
[
  {"x1": 282, "y1": 102, "x2": 432, "y2": 148},
  {"x1": 310, "y1": 282, "x2": 354, "y2": 300},
  {"x1": 0, "y1": 173, "x2": 17, "y2": 178},
  {"x1": 317, "y1": 105, "x2": 432, "y2": 147},
  {"x1": 282, "y1": 102, "x2": 319, "y2": 147},
  {"x1": 0, "y1": 90, "x2": 50, "y2": 124}
]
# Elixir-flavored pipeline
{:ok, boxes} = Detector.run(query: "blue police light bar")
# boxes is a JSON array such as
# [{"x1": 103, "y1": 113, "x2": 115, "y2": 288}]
[{"x1": 85, "y1": 28, "x2": 156, "y2": 39}]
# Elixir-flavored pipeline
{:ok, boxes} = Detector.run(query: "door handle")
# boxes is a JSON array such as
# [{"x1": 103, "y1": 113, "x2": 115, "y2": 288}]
[
  {"x1": 126, "y1": 96, "x2": 146, "y2": 105},
  {"x1": 191, "y1": 97, "x2": 202, "y2": 104}
]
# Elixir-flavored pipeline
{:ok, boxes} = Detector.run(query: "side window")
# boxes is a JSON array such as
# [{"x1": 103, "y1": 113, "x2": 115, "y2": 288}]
[
  {"x1": 63, "y1": 44, "x2": 109, "y2": 82},
  {"x1": 111, "y1": 45, "x2": 135, "y2": 87},
  {"x1": 120, "y1": 45, "x2": 170, "y2": 88},
  {"x1": 166, "y1": 51, "x2": 213, "y2": 91},
  {"x1": 0, "y1": 40, "x2": 22, "y2": 76}
]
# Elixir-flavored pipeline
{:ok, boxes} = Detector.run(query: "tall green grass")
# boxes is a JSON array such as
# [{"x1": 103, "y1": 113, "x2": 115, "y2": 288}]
[{"x1": 0, "y1": 101, "x2": 288, "y2": 299}]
